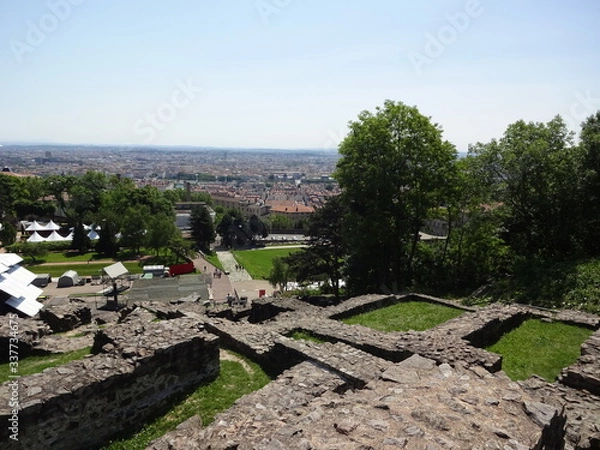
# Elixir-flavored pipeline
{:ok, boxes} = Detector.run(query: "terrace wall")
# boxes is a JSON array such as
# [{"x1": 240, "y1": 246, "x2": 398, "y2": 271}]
[{"x1": 0, "y1": 318, "x2": 219, "y2": 450}]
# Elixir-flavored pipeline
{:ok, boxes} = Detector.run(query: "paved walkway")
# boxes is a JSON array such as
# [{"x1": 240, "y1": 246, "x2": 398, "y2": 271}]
[{"x1": 216, "y1": 251, "x2": 252, "y2": 282}]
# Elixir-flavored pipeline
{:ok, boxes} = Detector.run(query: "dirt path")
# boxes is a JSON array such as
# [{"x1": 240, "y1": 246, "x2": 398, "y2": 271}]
[{"x1": 220, "y1": 349, "x2": 254, "y2": 375}]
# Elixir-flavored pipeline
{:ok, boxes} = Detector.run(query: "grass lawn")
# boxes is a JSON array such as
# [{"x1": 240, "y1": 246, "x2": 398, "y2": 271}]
[
  {"x1": 203, "y1": 252, "x2": 224, "y2": 272},
  {"x1": 288, "y1": 330, "x2": 327, "y2": 344},
  {"x1": 342, "y1": 300, "x2": 465, "y2": 332},
  {"x1": 27, "y1": 262, "x2": 142, "y2": 277},
  {"x1": 486, "y1": 319, "x2": 593, "y2": 382},
  {"x1": 233, "y1": 248, "x2": 299, "y2": 279},
  {"x1": 0, "y1": 347, "x2": 92, "y2": 384},
  {"x1": 103, "y1": 352, "x2": 271, "y2": 450}
]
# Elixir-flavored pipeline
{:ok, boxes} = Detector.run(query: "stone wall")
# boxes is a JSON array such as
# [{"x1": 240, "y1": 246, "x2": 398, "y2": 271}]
[
  {"x1": 0, "y1": 318, "x2": 50, "y2": 362},
  {"x1": 0, "y1": 318, "x2": 219, "y2": 450}
]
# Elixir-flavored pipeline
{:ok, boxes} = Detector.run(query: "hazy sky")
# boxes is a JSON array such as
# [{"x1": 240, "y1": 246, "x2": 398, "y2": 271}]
[{"x1": 1, "y1": 1, "x2": 599, "y2": 151}]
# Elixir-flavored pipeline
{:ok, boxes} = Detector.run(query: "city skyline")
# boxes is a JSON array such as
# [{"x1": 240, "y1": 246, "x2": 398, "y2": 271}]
[{"x1": 1, "y1": 1, "x2": 599, "y2": 151}]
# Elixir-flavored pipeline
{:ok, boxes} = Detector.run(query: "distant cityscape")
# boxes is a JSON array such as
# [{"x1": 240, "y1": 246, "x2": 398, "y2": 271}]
[{"x1": 1, "y1": 144, "x2": 342, "y2": 222}]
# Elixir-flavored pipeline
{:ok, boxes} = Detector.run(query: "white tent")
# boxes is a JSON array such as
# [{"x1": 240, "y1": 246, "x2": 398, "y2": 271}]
[
  {"x1": 87, "y1": 229, "x2": 99, "y2": 240},
  {"x1": 25, "y1": 220, "x2": 46, "y2": 232},
  {"x1": 45, "y1": 220, "x2": 61, "y2": 231},
  {"x1": 57, "y1": 270, "x2": 80, "y2": 288},
  {"x1": 63, "y1": 232, "x2": 74, "y2": 241},
  {"x1": 27, "y1": 231, "x2": 47, "y2": 243},
  {"x1": 46, "y1": 231, "x2": 66, "y2": 242}
]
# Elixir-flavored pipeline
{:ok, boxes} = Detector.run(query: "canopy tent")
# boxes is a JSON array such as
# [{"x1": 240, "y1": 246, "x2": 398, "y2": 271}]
[
  {"x1": 63, "y1": 232, "x2": 74, "y2": 241},
  {"x1": 46, "y1": 231, "x2": 67, "y2": 242},
  {"x1": 87, "y1": 229, "x2": 99, "y2": 240},
  {"x1": 103, "y1": 262, "x2": 128, "y2": 280},
  {"x1": 57, "y1": 270, "x2": 80, "y2": 288},
  {"x1": 45, "y1": 220, "x2": 61, "y2": 231},
  {"x1": 27, "y1": 231, "x2": 47, "y2": 243},
  {"x1": 25, "y1": 220, "x2": 46, "y2": 231}
]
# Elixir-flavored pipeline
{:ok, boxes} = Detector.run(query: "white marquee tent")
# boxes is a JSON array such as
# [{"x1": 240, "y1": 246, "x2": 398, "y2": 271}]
[
  {"x1": 25, "y1": 220, "x2": 47, "y2": 232},
  {"x1": 46, "y1": 231, "x2": 67, "y2": 242},
  {"x1": 27, "y1": 231, "x2": 47, "y2": 243}
]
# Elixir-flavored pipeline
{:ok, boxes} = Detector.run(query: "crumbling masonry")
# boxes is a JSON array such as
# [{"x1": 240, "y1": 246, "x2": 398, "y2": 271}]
[{"x1": 1, "y1": 293, "x2": 599, "y2": 449}]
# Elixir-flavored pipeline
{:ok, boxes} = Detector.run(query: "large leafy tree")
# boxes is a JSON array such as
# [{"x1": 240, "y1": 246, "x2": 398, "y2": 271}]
[
  {"x1": 190, "y1": 205, "x2": 215, "y2": 252},
  {"x1": 469, "y1": 116, "x2": 580, "y2": 259},
  {"x1": 335, "y1": 100, "x2": 456, "y2": 294},
  {"x1": 579, "y1": 112, "x2": 600, "y2": 256},
  {"x1": 146, "y1": 212, "x2": 178, "y2": 256}
]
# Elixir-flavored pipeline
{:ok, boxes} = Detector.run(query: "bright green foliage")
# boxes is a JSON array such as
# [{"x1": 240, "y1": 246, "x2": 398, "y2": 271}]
[
  {"x1": 0, "y1": 347, "x2": 92, "y2": 383},
  {"x1": 268, "y1": 214, "x2": 294, "y2": 230},
  {"x1": 288, "y1": 330, "x2": 327, "y2": 343},
  {"x1": 103, "y1": 355, "x2": 271, "y2": 450},
  {"x1": 335, "y1": 100, "x2": 457, "y2": 294},
  {"x1": 469, "y1": 116, "x2": 580, "y2": 259},
  {"x1": 267, "y1": 257, "x2": 290, "y2": 291},
  {"x1": 18, "y1": 241, "x2": 49, "y2": 263},
  {"x1": 486, "y1": 319, "x2": 592, "y2": 381},
  {"x1": 341, "y1": 301, "x2": 464, "y2": 332}
]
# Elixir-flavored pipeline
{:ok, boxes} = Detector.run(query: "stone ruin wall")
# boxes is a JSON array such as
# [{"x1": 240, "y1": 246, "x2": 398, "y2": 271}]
[
  {"x1": 0, "y1": 294, "x2": 599, "y2": 449},
  {"x1": 0, "y1": 317, "x2": 219, "y2": 450}
]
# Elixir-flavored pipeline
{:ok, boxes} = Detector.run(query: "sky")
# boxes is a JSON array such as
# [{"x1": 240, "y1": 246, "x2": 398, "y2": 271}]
[{"x1": 0, "y1": 1, "x2": 599, "y2": 152}]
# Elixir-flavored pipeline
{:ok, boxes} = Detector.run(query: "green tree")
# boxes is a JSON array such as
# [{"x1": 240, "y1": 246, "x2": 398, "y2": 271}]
[
  {"x1": 335, "y1": 100, "x2": 456, "y2": 294},
  {"x1": 269, "y1": 214, "x2": 293, "y2": 230},
  {"x1": 20, "y1": 242, "x2": 48, "y2": 264},
  {"x1": 268, "y1": 257, "x2": 290, "y2": 292},
  {"x1": 71, "y1": 221, "x2": 90, "y2": 254},
  {"x1": 96, "y1": 220, "x2": 119, "y2": 257},
  {"x1": 119, "y1": 205, "x2": 150, "y2": 254},
  {"x1": 147, "y1": 213, "x2": 178, "y2": 256},
  {"x1": 249, "y1": 215, "x2": 268, "y2": 240},
  {"x1": 190, "y1": 205, "x2": 215, "y2": 252},
  {"x1": 470, "y1": 116, "x2": 580, "y2": 259},
  {"x1": 285, "y1": 196, "x2": 345, "y2": 299},
  {"x1": 0, "y1": 222, "x2": 17, "y2": 247},
  {"x1": 579, "y1": 111, "x2": 600, "y2": 256},
  {"x1": 216, "y1": 209, "x2": 244, "y2": 248},
  {"x1": 168, "y1": 234, "x2": 195, "y2": 263}
]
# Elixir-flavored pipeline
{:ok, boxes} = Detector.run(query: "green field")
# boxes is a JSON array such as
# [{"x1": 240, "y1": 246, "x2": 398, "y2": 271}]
[
  {"x1": 0, "y1": 347, "x2": 92, "y2": 384},
  {"x1": 342, "y1": 300, "x2": 465, "y2": 332},
  {"x1": 103, "y1": 352, "x2": 271, "y2": 450},
  {"x1": 233, "y1": 248, "x2": 299, "y2": 279},
  {"x1": 486, "y1": 319, "x2": 593, "y2": 381},
  {"x1": 27, "y1": 262, "x2": 143, "y2": 277}
]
